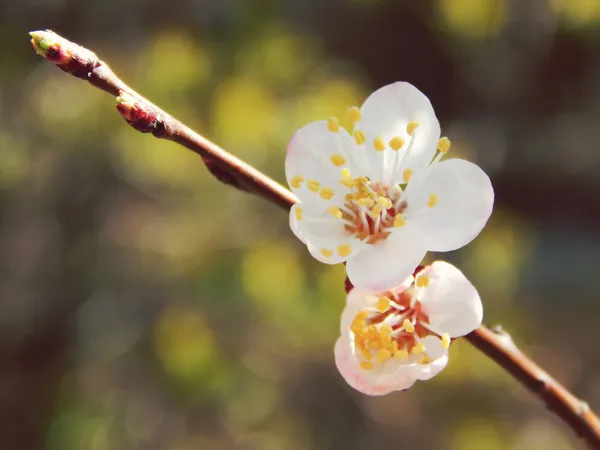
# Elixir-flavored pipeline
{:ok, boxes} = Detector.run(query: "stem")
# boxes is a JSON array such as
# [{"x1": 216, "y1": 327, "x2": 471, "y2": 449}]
[{"x1": 29, "y1": 30, "x2": 600, "y2": 449}]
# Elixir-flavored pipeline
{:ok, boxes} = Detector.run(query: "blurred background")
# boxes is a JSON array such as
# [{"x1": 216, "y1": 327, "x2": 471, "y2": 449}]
[{"x1": 1, "y1": 0, "x2": 599, "y2": 448}]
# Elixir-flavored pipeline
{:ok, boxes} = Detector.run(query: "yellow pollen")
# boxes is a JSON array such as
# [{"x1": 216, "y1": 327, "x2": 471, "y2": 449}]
[
  {"x1": 394, "y1": 350, "x2": 409, "y2": 359},
  {"x1": 369, "y1": 204, "x2": 383, "y2": 218},
  {"x1": 407, "y1": 121, "x2": 419, "y2": 136},
  {"x1": 360, "y1": 346, "x2": 372, "y2": 360},
  {"x1": 402, "y1": 169, "x2": 413, "y2": 183},
  {"x1": 376, "y1": 296, "x2": 390, "y2": 313},
  {"x1": 330, "y1": 154, "x2": 346, "y2": 166},
  {"x1": 327, "y1": 116, "x2": 339, "y2": 132},
  {"x1": 393, "y1": 214, "x2": 405, "y2": 227},
  {"x1": 389, "y1": 136, "x2": 405, "y2": 151},
  {"x1": 441, "y1": 333, "x2": 451, "y2": 349},
  {"x1": 380, "y1": 325, "x2": 393, "y2": 336},
  {"x1": 320, "y1": 187, "x2": 335, "y2": 200},
  {"x1": 341, "y1": 168, "x2": 351, "y2": 178},
  {"x1": 411, "y1": 343, "x2": 425, "y2": 356},
  {"x1": 290, "y1": 175, "x2": 303, "y2": 189},
  {"x1": 376, "y1": 197, "x2": 392, "y2": 209},
  {"x1": 416, "y1": 273, "x2": 430, "y2": 288},
  {"x1": 353, "y1": 130, "x2": 366, "y2": 145},
  {"x1": 427, "y1": 194, "x2": 438, "y2": 208},
  {"x1": 376, "y1": 349, "x2": 392, "y2": 363},
  {"x1": 327, "y1": 206, "x2": 342, "y2": 218},
  {"x1": 295, "y1": 207, "x2": 303, "y2": 221},
  {"x1": 357, "y1": 197, "x2": 374, "y2": 207},
  {"x1": 403, "y1": 318, "x2": 415, "y2": 333},
  {"x1": 337, "y1": 243, "x2": 352, "y2": 257},
  {"x1": 368, "y1": 340, "x2": 381, "y2": 350},
  {"x1": 374, "y1": 137, "x2": 386, "y2": 151},
  {"x1": 391, "y1": 341, "x2": 399, "y2": 353},
  {"x1": 355, "y1": 311, "x2": 369, "y2": 320},
  {"x1": 437, "y1": 137, "x2": 451, "y2": 153},
  {"x1": 307, "y1": 179, "x2": 320, "y2": 192},
  {"x1": 351, "y1": 320, "x2": 366, "y2": 332},
  {"x1": 320, "y1": 248, "x2": 333, "y2": 258},
  {"x1": 360, "y1": 361, "x2": 374, "y2": 370},
  {"x1": 419, "y1": 356, "x2": 433, "y2": 365},
  {"x1": 347, "y1": 106, "x2": 362, "y2": 124}
]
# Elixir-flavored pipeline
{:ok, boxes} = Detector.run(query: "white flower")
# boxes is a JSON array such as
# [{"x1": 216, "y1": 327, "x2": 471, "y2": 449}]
[
  {"x1": 334, "y1": 261, "x2": 482, "y2": 395},
  {"x1": 286, "y1": 82, "x2": 494, "y2": 291}
]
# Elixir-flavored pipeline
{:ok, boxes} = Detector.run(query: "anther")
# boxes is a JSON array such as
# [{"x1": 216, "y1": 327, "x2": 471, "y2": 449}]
[
  {"x1": 419, "y1": 356, "x2": 432, "y2": 365},
  {"x1": 369, "y1": 205, "x2": 383, "y2": 218},
  {"x1": 411, "y1": 343, "x2": 425, "y2": 355},
  {"x1": 407, "y1": 121, "x2": 419, "y2": 136},
  {"x1": 327, "y1": 117, "x2": 340, "y2": 132},
  {"x1": 295, "y1": 207, "x2": 303, "y2": 221},
  {"x1": 360, "y1": 361, "x2": 374, "y2": 370},
  {"x1": 376, "y1": 349, "x2": 392, "y2": 363},
  {"x1": 380, "y1": 325, "x2": 393, "y2": 336},
  {"x1": 441, "y1": 333, "x2": 451, "y2": 349},
  {"x1": 393, "y1": 214, "x2": 405, "y2": 227},
  {"x1": 389, "y1": 136, "x2": 404, "y2": 151},
  {"x1": 347, "y1": 106, "x2": 362, "y2": 124},
  {"x1": 374, "y1": 137, "x2": 386, "y2": 151},
  {"x1": 403, "y1": 318, "x2": 415, "y2": 333},
  {"x1": 330, "y1": 154, "x2": 346, "y2": 166},
  {"x1": 376, "y1": 197, "x2": 392, "y2": 209},
  {"x1": 402, "y1": 169, "x2": 413, "y2": 183},
  {"x1": 353, "y1": 130, "x2": 366, "y2": 145},
  {"x1": 437, "y1": 137, "x2": 451, "y2": 153},
  {"x1": 307, "y1": 179, "x2": 320, "y2": 192},
  {"x1": 357, "y1": 197, "x2": 374, "y2": 207},
  {"x1": 376, "y1": 296, "x2": 390, "y2": 313},
  {"x1": 394, "y1": 350, "x2": 409, "y2": 359},
  {"x1": 290, "y1": 175, "x2": 303, "y2": 189},
  {"x1": 320, "y1": 187, "x2": 335, "y2": 200},
  {"x1": 337, "y1": 243, "x2": 352, "y2": 257},
  {"x1": 327, "y1": 206, "x2": 342, "y2": 218},
  {"x1": 320, "y1": 248, "x2": 333, "y2": 258},
  {"x1": 416, "y1": 273, "x2": 430, "y2": 288},
  {"x1": 427, "y1": 194, "x2": 438, "y2": 208}
]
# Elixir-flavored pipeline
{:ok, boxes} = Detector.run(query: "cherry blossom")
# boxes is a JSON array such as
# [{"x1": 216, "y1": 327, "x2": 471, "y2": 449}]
[
  {"x1": 286, "y1": 82, "x2": 494, "y2": 290},
  {"x1": 334, "y1": 261, "x2": 482, "y2": 395}
]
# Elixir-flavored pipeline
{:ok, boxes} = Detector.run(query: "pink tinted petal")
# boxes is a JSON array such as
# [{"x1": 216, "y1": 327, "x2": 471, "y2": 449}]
[
  {"x1": 406, "y1": 158, "x2": 494, "y2": 252},
  {"x1": 418, "y1": 261, "x2": 483, "y2": 338},
  {"x1": 346, "y1": 225, "x2": 426, "y2": 291},
  {"x1": 407, "y1": 353, "x2": 449, "y2": 381},
  {"x1": 289, "y1": 204, "x2": 306, "y2": 244}
]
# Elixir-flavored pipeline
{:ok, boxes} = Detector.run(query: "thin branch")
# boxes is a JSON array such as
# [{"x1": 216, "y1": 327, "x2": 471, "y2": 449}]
[{"x1": 29, "y1": 30, "x2": 600, "y2": 449}]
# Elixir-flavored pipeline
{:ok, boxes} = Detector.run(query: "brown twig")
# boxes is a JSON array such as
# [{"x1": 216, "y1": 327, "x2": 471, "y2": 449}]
[{"x1": 29, "y1": 30, "x2": 600, "y2": 449}]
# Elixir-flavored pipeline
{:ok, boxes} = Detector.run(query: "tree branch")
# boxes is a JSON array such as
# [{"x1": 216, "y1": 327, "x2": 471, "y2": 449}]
[{"x1": 29, "y1": 30, "x2": 600, "y2": 449}]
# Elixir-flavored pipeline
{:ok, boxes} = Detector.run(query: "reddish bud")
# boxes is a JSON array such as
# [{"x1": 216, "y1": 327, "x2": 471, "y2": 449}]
[{"x1": 29, "y1": 30, "x2": 98, "y2": 78}]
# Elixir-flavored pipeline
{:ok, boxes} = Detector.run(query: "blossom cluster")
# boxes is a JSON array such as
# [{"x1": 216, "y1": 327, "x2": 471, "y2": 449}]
[{"x1": 286, "y1": 82, "x2": 492, "y2": 394}]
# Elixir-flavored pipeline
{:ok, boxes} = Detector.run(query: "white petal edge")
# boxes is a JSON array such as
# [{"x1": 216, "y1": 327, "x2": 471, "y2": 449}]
[
  {"x1": 406, "y1": 158, "x2": 494, "y2": 252},
  {"x1": 345, "y1": 224, "x2": 426, "y2": 291},
  {"x1": 417, "y1": 261, "x2": 483, "y2": 338}
]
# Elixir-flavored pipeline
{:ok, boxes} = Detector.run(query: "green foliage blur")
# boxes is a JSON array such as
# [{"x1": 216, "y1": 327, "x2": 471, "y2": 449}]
[{"x1": 2, "y1": 0, "x2": 600, "y2": 449}]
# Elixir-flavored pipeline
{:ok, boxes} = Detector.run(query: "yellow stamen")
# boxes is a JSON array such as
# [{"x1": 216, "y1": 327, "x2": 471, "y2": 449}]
[
  {"x1": 402, "y1": 169, "x2": 413, "y2": 183},
  {"x1": 393, "y1": 214, "x2": 405, "y2": 227},
  {"x1": 394, "y1": 350, "x2": 409, "y2": 359},
  {"x1": 307, "y1": 179, "x2": 320, "y2": 192},
  {"x1": 376, "y1": 296, "x2": 390, "y2": 313},
  {"x1": 330, "y1": 154, "x2": 346, "y2": 166},
  {"x1": 391, "y1": 341, "x2": 399, "y2": 353},
  {"x1": 376, "y1": 197, "x2": 392, "y2": 209},
  {"x1": 360, "y1": 361, "x2": 374, "y2": 370},
  {"x1": 353, "y1": 130, "x2": 366, "y2": 145},
  {"x1": 355, "y1": 311, "x2": 369, "y2": 321},
  {"x1": 295, "y1": 207, "x2": 303, "y2": 221},
  {"x1": 320, "y1": 248, "x2": 333, "y2": 258},
  {"x1": 379, "y1": 324, "x2": 393, "y2": 336},
  {"x1": 290, "y1": 175, "x2": 303, "y2": 189},
  {"x1": 327, "y1": 206, "x2": 342, "y2": 218},
  {"x1": 341, "y1": 168, "x2": 351, "y2": 178},
  {"x1": 416, "y1": 273, "x2": 430, "y2": 288},
  {"x1": 389, "y1": 136, "x2": 404, "y2": 151},
  {"x1": 327, "y1": 116, "x2": 339, "y2": 132},
  {"x1": 347, "y1": 106, "x2": 362, "y2": 124},
  {"x1": 376, "y1": 349, "x2": 392, "y2": 363},
  {"x1": 369, "y1": 204, "x2": 383, "y2": 218},
  {"x1": 411, "y1": 343, "x2": 425, "y2": 356},
  {"x1": 427, "y1": 193, "x2": 438, "y2": 208},
  {"x1": 320, "y1": 187, "x2": 335, "y2": 200},
  {"x1": 337, "y1": 243, "x2": 352, "y2": 257},
  {"x1": 403, "y1": 318, "x2": 415, "y2": 333},
  {"x1": 360, "y1": 346, "x2": 372, "y2": 361},
  {"x1": 374, "y1": 137, "x2": 386, "y2": 151},
  {"x1": 441, "y1": 333, "x2": 451, "y2": 349},
  {"x1": 368, "y1": 340, "x2": 381, "y2": 350},
  {"x1": 437, "y1": 137, "x2": 451, "y2": 153},
  {"x1": 419, "y1": 356, "x2": 432, "y2": 365},
  {"x1": 357, "y1": 197, "x2": 374, "y2": 207},
  {"x1": 351, "y1": 320, "x2": 366, "y2": 332},
  {"x1": 407, "y1": 121, "x2": 419, "y2": 136}
]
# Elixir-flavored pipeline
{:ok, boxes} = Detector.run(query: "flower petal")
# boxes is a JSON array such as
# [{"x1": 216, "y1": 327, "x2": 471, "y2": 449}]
[
  {"x1": 285, "y1": 120, "x2": 358, "y2": 208},
  {"x1": 334, "y1": 337, "x2": 417, "y2": 396},
  {"x1": 420, "y1": 335, "x2": 446, "y2": 361},
  {"x1": 406, "y1": 352, "x2": 449, "y2": 381},
  {"x1": 345, "y1": 225, "x2": 426, "y2": 291},
  {"x1": 356, "y1": 82, "x2": 440, "y2": 184},
  {"x1": 406, "y1": 158, "x2": 494, "y2": 252},
  {"x1": 417, "y1": 261, "x2": 483, "y2": 338},
  {"x1": 289, "y1": 204, "x2": 307, "y2": 244}
]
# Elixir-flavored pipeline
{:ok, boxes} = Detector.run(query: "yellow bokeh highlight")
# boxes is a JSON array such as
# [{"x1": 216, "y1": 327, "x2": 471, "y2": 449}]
[
  {"x1": 0, "y1": 134, "x2": 28, "y2": 187},
  {"x1": 450, "y1": 418, "x2": 505, "y2": 450},
  {"x1": 553, "y1": 0, "x2": 600, "y2": 26},
  {"x1": 437, "y1": 0, "x2": 507, "y2": 38}
]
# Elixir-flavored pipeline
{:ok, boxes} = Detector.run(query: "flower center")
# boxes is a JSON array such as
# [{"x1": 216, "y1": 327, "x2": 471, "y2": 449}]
[{"x1": 349, "y1": 274, "x2": 450, "y2": 371}]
